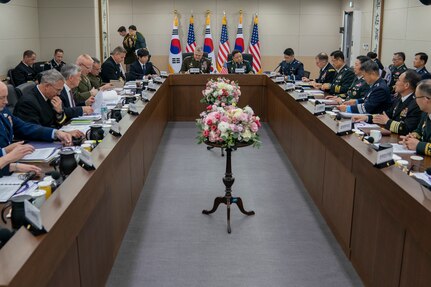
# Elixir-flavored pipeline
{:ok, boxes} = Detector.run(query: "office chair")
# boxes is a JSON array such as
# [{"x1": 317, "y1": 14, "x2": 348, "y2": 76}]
[
  {"x1": 6, "y1": 84, "x2": 19, "y2": 113},
  {"x1": 15, "y1": 82, "x2": 36, "y2": 98},
  {"x1": 303, "y1": 70, "x2": 310, "y2": 79},
  {"x1": 7, "y1": 69, "x2": 15, "y2": 87}
]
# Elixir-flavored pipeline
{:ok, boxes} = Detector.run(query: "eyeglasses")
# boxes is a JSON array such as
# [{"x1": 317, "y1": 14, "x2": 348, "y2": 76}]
[
  {"x1": 414, "y1": 95, "x2": 429, "y2": 100},
  {"x1": 50, "y1": 84, "x2": 63, "y2": 93},
  {"x1": 80, "y1": 63, "x2": 92, "y2": 70}
]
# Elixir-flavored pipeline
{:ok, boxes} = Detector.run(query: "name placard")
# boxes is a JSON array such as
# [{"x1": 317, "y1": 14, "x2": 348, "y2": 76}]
[
  {"x1": 160, "y1": 71, "x2": 168, "y2": 77},
  {"x1": 337, "y1": 119, "x2": 352, "y2": 135},
  {"x1": 291, "y1": 91, "x2": 308, "y2": 101},
  {"x1": 235, "y1": 68, "x2": 245, "y2": 74},
  {"x1": 313, "y1": 103, "x2": 326, "y2": 115},
  {"x1": 375, "y1": 146, "x2": 393, "y2": 165},
  {"x1": 189, "y1": 68, "x2": 200, "y2": 74},
  {"x1": 274, "y1": 76, "x2": 285, "y2": 83}
]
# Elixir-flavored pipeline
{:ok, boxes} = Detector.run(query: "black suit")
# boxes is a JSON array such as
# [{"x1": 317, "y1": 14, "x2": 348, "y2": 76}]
[
  {"x1": 101, "y1": 57, "x2": 125, "y2": 83},
  {"x1": 127, "y1": 60, "x2": 156, "y2": 81},
  {"x1": 13, "y1": 86, "x2": 67, "y2": 128},
  {"x1": 12, "y1": 62, "x2": 36, "y2": 87},
  {"x1": 44, "y1": 59, "x2": 66, "y2": 72},
  {"x1": 59, "y1": 87, "x2": 84, "y2": 119}
]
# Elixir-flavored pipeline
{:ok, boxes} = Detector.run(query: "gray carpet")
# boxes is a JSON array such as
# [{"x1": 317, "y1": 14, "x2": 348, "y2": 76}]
[{"x1": 106, "y1": 122, "x2": 363, "y2": 287}]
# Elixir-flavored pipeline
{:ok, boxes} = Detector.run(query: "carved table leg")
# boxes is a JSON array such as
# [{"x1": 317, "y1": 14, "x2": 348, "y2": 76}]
[{"x1": 202, "y1": 196, "x2": 226, "y2": 214}]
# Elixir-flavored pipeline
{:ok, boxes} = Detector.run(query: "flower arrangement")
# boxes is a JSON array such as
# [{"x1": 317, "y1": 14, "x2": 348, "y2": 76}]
[
  {"x1": 196, "y1": 104, "x2": 261, "y2": 148},
  {"x1": 201, "y1": 77, "x2": 241, "y2": 106}
]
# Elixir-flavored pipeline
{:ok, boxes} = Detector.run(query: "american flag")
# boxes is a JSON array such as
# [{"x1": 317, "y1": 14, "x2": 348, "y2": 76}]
[
  {"x1": 248, "y1": 15, "x2": 261, "y2": 74},
  {"x1": 185, "y1": 15, "x2": 196, "y2": 53},
  {"x1": 216, "y1": 14, "x2": 230, "y2": 73},
  {"x1": 234, "y1": 13, "x2": 244, "y2": 52}
]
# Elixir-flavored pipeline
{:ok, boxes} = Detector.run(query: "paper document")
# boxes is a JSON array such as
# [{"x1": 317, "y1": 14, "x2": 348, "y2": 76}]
[
  {"x1": 413, "y1": 172, "x2": 431, "y2": 186},
  {"x1": 390, "y1": 143, "x2": 416, "y2": 154},
  {"x1": 354, "y1": 122, "x2": 380, "y2": 129},
  {"x1": 20, "y1": 147, "x2": 58, "y2": 162},
  {"x1": 0, "y1": 174, "x2": 23, "y2": 202}
]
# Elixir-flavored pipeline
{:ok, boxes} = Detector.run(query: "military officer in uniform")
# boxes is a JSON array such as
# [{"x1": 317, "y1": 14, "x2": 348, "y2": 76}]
[
  {"x1": 400, "y1": 79, "x2": 431, "y2": 155},
  {"x1": 12, "y1": 50, "x2": 37, "y2": 87},
  {"x1": 326, "y1": 55, "x2": 370, "y2": 104},
  {"x1": 118, "y1": 26, "x2": 136, "y2": 72},
  {"x1": 88, "y1": 57, "x2": 103, "y2": 89},
  {"x1": 101, "y1": 46, "x2": 127, "y2": 83},
  {"x1": 302, "y1": 53, "x2": 336, "y2": 88},
  {"x1": 45, "y1": 49, "x2": 66, "y2": 72},
  {"x1": 180, "y1": 46, "x2": 212, "y2": 74},
  {"x1": 278, "y1": 48, "x2": 304, "y2": 80},
  {"x1": 413, "y1": 52, "x2": 431, "y2": 80},
  {"x1": 226, "y1": 50, "x2": 253, "y2": 74},
  {"x1": 337, "y1": 60, "x2": 391, "y2": 114},
  {"x1": 352, "y1": 70, "x2": 423, "y2": 135},
  {"x1": 321, "y1": 50, "x2": 355, "y2": 95},
  {"x1": 389, "y1": 52, "x2": 408, "y2": 93}
]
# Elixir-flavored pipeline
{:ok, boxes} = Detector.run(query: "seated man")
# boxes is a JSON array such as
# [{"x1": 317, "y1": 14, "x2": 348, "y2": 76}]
[
  {"x1": 101, "y1": 46, "x2": 127, "y2": 83},
  {"x1": 0, "y1": 81, "x2": 73, "y2": 176},
  {"x1": 226, "y1": 50, "x2": 253, "y2": 74},
  {"x1": 14, "y1": 69, "x2": 68, "y2": 128},
  {"x1": 128, "y1": 48, "x2": 157, "y2": 81},
  {"x1": 45, "y1": 48, "x2": 66, "y2": 72},
  {"x1": 322, "y1": 50, "x2": 355, "y2": 95},
  {"x1": 400, "y1": 80, "x2": 431, "y2": 155},
  {"x1": 60, "y1": 64, "x2": 94, "y2": 119},
  {"x1": 337, "y1": 60, "x2": 391, "y2": 114},
  {"x1": 326, "y1": 55, "x2": 370, "y2": 104},
  {"x1": 389, "y1": 52, "x2": 408, "y2": 93},
  {"x1": 75, "y1": 54, "x2": 112, "y2": 102},
  {"x1": 353, "y1": 70, "x2": 423, "y2": 135},
  {"x1": 413, "y1": 52, "x2": 431, "y2": 80},
  {"x1": 88, "y1": 57, "x2": 103, "y2": 89},
  {"x1": 180, "y1": 46, "x2": 211, "y2": 74},
  {"x1": 12, "y1": 50, "x2": 37, "y2": 87},
  {"x1": 302, "y1": 52, "x2": 336, "y2": 88},
  {"x1": 278, "y1": 48, "x2": 304, "y2": 80}
]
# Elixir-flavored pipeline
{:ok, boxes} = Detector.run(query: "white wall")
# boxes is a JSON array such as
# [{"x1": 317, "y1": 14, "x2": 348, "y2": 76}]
[
  {"x1": 38, "y1": 0, "x2": 100, "y2": 66},
  {"x1": 108, "y1": 0, "x2": 344, "y2": 76},
  {"x1": 0, "y1": 0, "x2": 40, "y2": 76},
  {"x1": 380, "y1": 0, "x2": 431, "y2": 68}
]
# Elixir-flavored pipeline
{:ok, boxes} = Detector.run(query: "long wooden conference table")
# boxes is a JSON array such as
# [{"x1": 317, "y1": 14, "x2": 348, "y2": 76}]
[{"x1": 1, "y1": 75, "x2": 430, "y2": 287}]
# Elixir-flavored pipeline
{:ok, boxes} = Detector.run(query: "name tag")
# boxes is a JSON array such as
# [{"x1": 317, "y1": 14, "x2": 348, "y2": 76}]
[
  {"x1": 160, "y1": 71, "x2": 168, "y2": 77},
  {"x1": 79, "y1": 149, "x2": 96, "y2": 170},
  {"x1": 189, "y1": 68, "x2": 200, "y2": 74},
  {"x1": 284, "y1": 83, "x2": 296, "y2": 91},
  {"x1": 291, "y1": 91, "x2": 308, "y2": 101},
  {"x1": 274, "y1": 76, "x2": 285, "y2": 83},
  {"x1": 128, "y1": 103, "x2": 139, "y2": 115},
  {"x1": 147, "y1": 82, "x2": 157, "y2": 90},
  {"x1": 24, "y1": 200, "x2": 44, "y2": 230},
  {"x1": 313, "y1": 103, "x2": 326, "y2": 115},
  {"x1": 235, "y1": 68, "x2": 245, "y2": 74},
  {"x1": 375, "y1": 146, "x2": 393, "y2": 165},
  {"x1": 337, "y1": 119, "x2": 352, "y2": 135}
]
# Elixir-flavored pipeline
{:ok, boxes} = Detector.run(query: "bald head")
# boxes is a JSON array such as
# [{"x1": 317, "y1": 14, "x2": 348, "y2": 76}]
[
  {"x1": 0, "y1": 82, "x2": 9, "y2": 111},
  {"x1": 76, "y1": 54, "x2": 94, "y2": 75}
]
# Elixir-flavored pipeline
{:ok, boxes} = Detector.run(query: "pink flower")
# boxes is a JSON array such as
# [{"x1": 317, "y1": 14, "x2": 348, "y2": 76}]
[
  {"x1": 250, "y1": 122, "x2": 258, "y2": 133},
  {"x1": 211, "y1": 125, "x2": 217, "y2": 131},
  {"x1": 206, "y1": 105, "x2": 212, "y2": 111},
  {"x1": 207, "y1": 119, "x2": 213, "y2": 125},
  {"x1": 203, "y1": 130, "x2": 209, "y2": 137}
]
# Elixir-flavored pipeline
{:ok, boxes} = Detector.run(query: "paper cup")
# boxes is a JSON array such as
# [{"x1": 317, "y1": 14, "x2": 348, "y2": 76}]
[{"x1": 38, "y1": 181, "x2": 52, "y2": 199}]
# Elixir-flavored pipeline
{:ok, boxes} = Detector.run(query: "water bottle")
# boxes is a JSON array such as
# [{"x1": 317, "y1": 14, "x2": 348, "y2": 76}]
[{"x1": 101, "y1": 104, "x2": 108, "y2": 123}]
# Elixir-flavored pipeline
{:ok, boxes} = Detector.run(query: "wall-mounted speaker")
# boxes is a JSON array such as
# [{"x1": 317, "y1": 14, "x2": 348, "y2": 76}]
[
  {"x1": 420, "y1": 0, "x2": 431, "y2": 5},
  {"x1": 0, "y1": 0, "x2": 11, "y2": 3}
]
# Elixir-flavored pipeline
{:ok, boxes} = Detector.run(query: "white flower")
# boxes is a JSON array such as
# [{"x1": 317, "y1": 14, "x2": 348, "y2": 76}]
[
  {"x1": 218, "y1": 121, "x2": 230, "y2": 133},
  {"x1": 242, "y1": 128, "x2": 252, "y2": 141},
  {"x1": 243, "y1": 106, "x2": 254, "y2": 115}
]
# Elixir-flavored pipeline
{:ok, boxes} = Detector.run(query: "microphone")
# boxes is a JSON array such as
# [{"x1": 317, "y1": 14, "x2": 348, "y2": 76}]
[
  {"x1": 0, "y1": 228, "x2": 14, "y2": 248},
  {"x1": 273, "y1": 63, "x2": 281, "y2": 72},
  {"x1": 19, "y1": 171, "x2": 36, "y2": 188},
  {"x1": 335, "y1": 114, "x2": 342, "y2": 121},
  {"x1": 152, "y1": 64, "x2": 161, "y2": 76}
]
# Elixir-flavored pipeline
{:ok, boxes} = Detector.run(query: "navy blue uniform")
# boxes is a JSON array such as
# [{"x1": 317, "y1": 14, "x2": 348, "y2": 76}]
[
  {"x1": 12, "y1": 62, "x2": 36, "y2": 87},
  {"x1": 328, "y1": 66, "x2": 355, "y2": 95},
  {"x1": 412, "y1": 113, "x2": 431, "y2": 156},
  {"x1": 316, "y1": 63, "x2": 336, "y2": 84},
  {"x1": 417, "y1": 67, "x2": 431, "y2": 80},
  {"x1": 349, "y1": 78, "x2": 391, "y2": 114},
  {"x1": 101, "y1": 56, "x2": 126, "y2": 83},
  {"x1": 389, "y1": 64, "x2": 408, "y2": 92},
  {"x1": 279, "y1": 59, "x2": 304, "y2": 80}
]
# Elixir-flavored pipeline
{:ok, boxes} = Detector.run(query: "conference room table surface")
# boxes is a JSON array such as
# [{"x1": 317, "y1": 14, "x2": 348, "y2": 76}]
[{"x1": 0, "y1": 74, "x2": 430, "y2": 287}]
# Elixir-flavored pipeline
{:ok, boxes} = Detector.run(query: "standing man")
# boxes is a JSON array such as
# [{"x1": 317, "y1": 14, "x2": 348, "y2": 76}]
[
  {"x1": 118, "y1": 26, "x2": 136, "y2": 72},
  {"x1": 278, "y1": 48, "x2": 304, "y2": 80},
  {"x1": 101, "y1": 46, "x2": 127, "y2": 83},
  {"x1": 413, "y1": 52, "x2": 431, "y2": 80},
  {"x1": 322, "y1": 50, "x2": 355, "y2": 95},
  {"x1": 226, "y1": 50, "x2": 253, "y2": 74},
  {"x1": 180, "y1": 46, "x2": 211, "y2": 74},
  {"x1": 389, "y1": 52, "x2": 408, "y2": 93},
  {"x1": 302, "y1": 52, "x2": 336, "y2": 87},
  {"x1": 46, "y1": 49, "x2": 66, "y2": 72},
  {"x1": 12, "y1": 50, "x2": 37, "y2": 87},
  {"x1": 337, "y1": 60, "x2": 391, "y2": 114},
  {"x1": 129, "y1": 25, "x2": 146, "y2": 50}
]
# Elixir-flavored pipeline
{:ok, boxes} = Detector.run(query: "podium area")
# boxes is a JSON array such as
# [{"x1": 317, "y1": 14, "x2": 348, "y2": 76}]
[{"x1": 1, "y1": 75, "x2": 431, "y2": 287}]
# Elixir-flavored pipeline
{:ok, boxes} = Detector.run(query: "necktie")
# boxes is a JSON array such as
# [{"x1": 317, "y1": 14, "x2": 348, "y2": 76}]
[
  {"x1": 70, "y1": 90, "x2": 76, "y2": 107},
  {"x1": 142, "y1": 64, "x2": 146, "y2": 76}
]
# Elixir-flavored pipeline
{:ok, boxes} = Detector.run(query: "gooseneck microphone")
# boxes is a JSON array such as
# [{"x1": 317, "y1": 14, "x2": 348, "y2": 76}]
[{"x1": 273, "y1": 63, "x2": 281, "y2": 72}]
